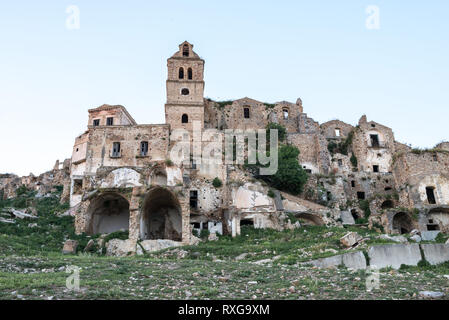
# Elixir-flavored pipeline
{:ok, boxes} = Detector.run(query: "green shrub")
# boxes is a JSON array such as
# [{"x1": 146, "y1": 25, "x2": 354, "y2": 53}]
[
  {"x1": 355, "y1": 218, "x2": 368, "y2": 224},
  {"x1": 266, "y1": 123, "x2": 287, "y2": 143},
  {"x1": 359, "y1": 200, "x2": 371, "y2": 218},
  {"x1": 0, "y1": 189, "x2": 90, "y2": 255},
  {"x1": 417, "y1": 259, "x2": 431, "y2": 268},
  {"x1": 200, "y1": 229, "x2": 210, "y2": 239},
  {"x1": 260, "y1": 145, "x2": 308, "y2": 195},
  {"x1": 372, "y1": 222, "x2": 384, "y2": 233},
  {"x1": 216, "y1": 100, "x2": 234, "y2": 109},
  {"x1": 212, "y1": 177, "x2": 223, "y2": 188},
  {"x1": 16, "y1": 185, "x2": 29, "y2": 196},
  {"x1": 350, "y1": 153, "x2": 358, "y2": 168},
  {"x1": 267, "y1": 189, "x2": 275, "y2": 198},
  {"x1": 245, "y1": 145, "x2": 309, "y2": 195},
  {"x1": 11, "y1": 197, "x2": 28, "y2": 209},
  {"x1": 103, "y1": 231, "x2": 129, "y2": 243},
  {"x1": 327, "y1": 130, "x2": 354, "y2": 156}
]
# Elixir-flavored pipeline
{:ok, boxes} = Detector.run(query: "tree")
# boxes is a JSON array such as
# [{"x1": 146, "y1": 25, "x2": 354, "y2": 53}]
[
  {"x1": 243, "y1": 123, "x2": 308, "y2": 195},
  {"x1": 266, "y1": 123, "x2": 287, "y2": 143},
  {"x1": 261, "y1": 145, "x2": 308, "y2": 195}
]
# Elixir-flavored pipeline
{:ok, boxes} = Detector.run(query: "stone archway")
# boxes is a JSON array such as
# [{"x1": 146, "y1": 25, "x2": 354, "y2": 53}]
[
  {"x1": 392, "y1": 212, "x2": 413, "y2": 234},
  {"x1": 295, "y1": 212, "x2": 324, "y2": 226},
  {"x1": 141, "y1": 187, "x2": 182, "y2": 241},
  {"x1": 87, "y1": 193, "x2": 130, "y2": 235},
  {"x1": 381, "y1": 200, "x2": 394, "y2": 210}
]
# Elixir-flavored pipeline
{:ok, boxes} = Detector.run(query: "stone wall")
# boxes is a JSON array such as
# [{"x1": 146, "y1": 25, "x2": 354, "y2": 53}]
[
  {"x1": 352, "y1": 117, "x2": 395, "y2": 174},
  {"x1": 320, "y1": 120, "x2": 354, "y2": 140},
  {"x1": 0, "y1": 160, "x2": 71, "y2": 203},
  {"x1": 85, "y1": 125, "x2": 169, "y2": 174},
  {"x1": 88, "y1": 104, "x2": 136, "y2": 127},
  {"x1": 288, "y1": 133, "x2": 321, "y2": 174},
  {"x1": 393, "y1": 151, "x2": 449, "y2": 208}
]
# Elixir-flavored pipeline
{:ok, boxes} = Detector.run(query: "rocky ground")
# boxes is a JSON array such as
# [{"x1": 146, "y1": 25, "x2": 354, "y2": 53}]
[
  {"x1": 0, "y1": 186, "x2": 448, "y2": 300},
  {"x1": 0, "y1": 254, "x2": 448, "y2": 300}
]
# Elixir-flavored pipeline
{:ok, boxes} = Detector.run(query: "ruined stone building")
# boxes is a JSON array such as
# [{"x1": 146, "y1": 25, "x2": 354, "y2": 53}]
[{"x1": 2, "y1": 41, "x2": 448, "y2": 253}]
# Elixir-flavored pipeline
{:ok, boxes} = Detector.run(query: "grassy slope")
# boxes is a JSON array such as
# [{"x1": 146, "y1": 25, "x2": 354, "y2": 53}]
[
  {"x1": 152, "y1": 226, "x2": 393, "y2": 263},
  {"x1": 0, "y1": 187, "x2": 448, "y2": 300}
]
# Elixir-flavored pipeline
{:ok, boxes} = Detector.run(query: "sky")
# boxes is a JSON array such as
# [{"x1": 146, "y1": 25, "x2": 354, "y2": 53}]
[{"x1": 0, "y1": 1, "x2": 448, "y2": 176}]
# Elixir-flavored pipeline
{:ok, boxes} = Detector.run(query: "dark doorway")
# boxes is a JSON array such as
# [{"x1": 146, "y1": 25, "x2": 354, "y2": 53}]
[
  {"x1": 351, "y1": 209, "x2": 360, "y2": 220},
  {"x1": 240, "y1": 219, "x2": 254, "y2": 228},
  {"x1": 370, "y1": 134, "x2": 379, "y2": 147},
  {"x1": 190, "y1": 190, "x2": 198, "y2": 209},
  {"x1": 381, "y1": 200, "x2": 394, "y2": 210},
  {"x1": 392, "y1": 212, "x2": 413, "y2": 234},
  {"x1": 426, "y1": 187, "x2": 436, "y2": 204}
]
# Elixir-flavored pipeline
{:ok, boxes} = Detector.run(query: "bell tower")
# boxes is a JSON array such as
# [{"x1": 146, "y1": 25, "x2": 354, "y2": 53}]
[{"x1": 165, "y1": 41, "x2": 205, "y2": 130}]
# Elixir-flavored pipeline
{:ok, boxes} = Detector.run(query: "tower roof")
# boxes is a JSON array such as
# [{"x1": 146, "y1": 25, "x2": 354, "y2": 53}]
[{"x1": 169, "y1": 41, "x2": 202, "y2": 60}]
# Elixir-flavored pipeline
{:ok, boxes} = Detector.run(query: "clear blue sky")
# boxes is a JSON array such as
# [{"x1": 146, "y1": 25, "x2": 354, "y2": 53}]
[{"x1": 1, "y1": 1, "x2": 448, "y2": 176}]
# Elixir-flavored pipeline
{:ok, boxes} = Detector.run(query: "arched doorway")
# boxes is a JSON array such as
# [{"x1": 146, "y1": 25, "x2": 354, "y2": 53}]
[
  {"x1": 87, "y1": 193, "x2": 130, "y2": 235},
  {"x1": 141, "y1": 187, "x2": 182, "y2": 241},
  {"x1": 392, "y1": 212, "x2": 413, "y2": 234},
  {"x1": 294, "y1": 213, "x2": 324, "y2": 226}
]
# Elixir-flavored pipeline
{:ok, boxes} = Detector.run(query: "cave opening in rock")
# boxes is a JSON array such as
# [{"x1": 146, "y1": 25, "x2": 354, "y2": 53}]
[
  {"x1": 240, "y1": 218, "x2": 254, "y2": 228},
  {"x1": 392, "y1": 212, "x2": 413, "y2": 234},
  {"x1": 381, "y1": 200, "x2": 394, "y2": 210},
  {"x1": 295, "y1": 213, "x2": 324, "y2": 226}
]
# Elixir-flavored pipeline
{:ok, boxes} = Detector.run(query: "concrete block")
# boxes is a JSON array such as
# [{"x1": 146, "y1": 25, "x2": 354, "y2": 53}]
[
  {"x1": 340, "y1": 211, "x2": 355, "y2": 225},
  {"x1": 306, "y1": 255, "x2": 343, "y2": 269},
  {"x1": 342, "y1": 251, "x2": 367, "y2": 270},
  {"x1": 421, "y1": 244, "x2": 449, "y2": 265},
  {"x1": 136, "y1": 239, "x2": 181, "y2": 255},
  {"x1": 368, "y1": 244, "x2": 421, "y2": 270},
  {"x1": 421, "y1": 231, "x2": 440, "y2": 241}
]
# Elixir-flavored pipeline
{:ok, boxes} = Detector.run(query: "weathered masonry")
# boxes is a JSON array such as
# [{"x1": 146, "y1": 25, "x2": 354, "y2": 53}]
[{"x1": 54, "y1": 41, "x2": 449, "y2": 253}]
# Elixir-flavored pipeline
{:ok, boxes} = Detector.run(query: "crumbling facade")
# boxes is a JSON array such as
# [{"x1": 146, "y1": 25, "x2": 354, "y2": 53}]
[
  {"x1": 0, "y1": 159, "x2": 71, "y2": 203},
  {"x1": 3, "y1": 41, "x2": 447, "y2": 253},
  {"x1": 65, "y1": 41, "x2": 449, "y2": 247}
]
